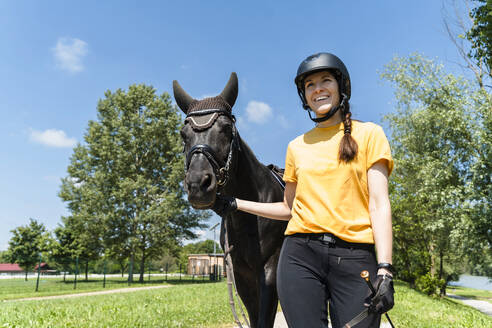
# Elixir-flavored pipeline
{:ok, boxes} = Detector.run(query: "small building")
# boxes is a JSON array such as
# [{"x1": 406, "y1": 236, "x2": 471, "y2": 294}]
[
  {"x1": 0, "y1": 263, "x2": 24, "y2": 275},
  {"x1": 34, "y1": 262, "x2": 57, "y2": 275},
  {"x1": 187, "y1": 254, "x2": 225, "y2": 276}
]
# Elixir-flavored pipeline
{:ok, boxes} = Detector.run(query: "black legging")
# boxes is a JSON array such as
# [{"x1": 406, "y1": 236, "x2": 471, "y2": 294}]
[{"x1": 277, "y1": 234, "x2": 381, "y2": 328}]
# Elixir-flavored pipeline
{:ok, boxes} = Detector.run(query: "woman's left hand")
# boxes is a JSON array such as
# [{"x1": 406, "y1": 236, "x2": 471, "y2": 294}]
[{"x1": 366, "y1": 274, "x2": 394, "y2": 314}]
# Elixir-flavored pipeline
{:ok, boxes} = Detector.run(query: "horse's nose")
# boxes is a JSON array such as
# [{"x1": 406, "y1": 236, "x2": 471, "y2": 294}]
[
  {"x1": 186, "y1": 171, "x2": 216, "y2": 196},
  {"x1": 199, "y1": 173, "x2": 213, "y2": 192}
]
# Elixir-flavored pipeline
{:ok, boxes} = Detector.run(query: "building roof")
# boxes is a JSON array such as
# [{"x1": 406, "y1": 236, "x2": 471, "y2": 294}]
[
  {"x1": 34, "y1": 263, "x2": 51, "y2": 270},
  {"x1": 0, "y1": 263, "x2": 23, "y2": 272}
]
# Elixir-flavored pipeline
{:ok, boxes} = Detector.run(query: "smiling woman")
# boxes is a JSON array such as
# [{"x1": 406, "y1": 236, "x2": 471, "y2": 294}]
[{"x1": 212, "y1": 53, "x2": 395, "y2": 328}]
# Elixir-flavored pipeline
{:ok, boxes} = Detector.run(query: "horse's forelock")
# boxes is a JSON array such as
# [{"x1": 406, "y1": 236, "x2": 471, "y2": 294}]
[{"x1": 188, "y1": 96, "x2": 232, "y2": 113}]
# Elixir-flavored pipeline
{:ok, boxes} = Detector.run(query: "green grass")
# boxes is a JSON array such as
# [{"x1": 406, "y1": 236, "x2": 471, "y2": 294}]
[
  {"x1": 387, "y1": 281, "x2": 492, "y2": 328},
  {"x1": 0, "y1": 274, "x2": 205, "y2": 301},
  {"x1": 447, "y1": 285, "x2": 492, "y2": 304},
  {"x1": 0, "y1": 281, "x2": 232, "y2": 328},
  {"x1": 0, "y1": 280, "x2": 490, "y2": 328}
]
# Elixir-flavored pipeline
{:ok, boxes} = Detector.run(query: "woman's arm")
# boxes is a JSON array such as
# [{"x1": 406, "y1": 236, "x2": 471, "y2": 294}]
[
  {"x1": 235, "y1": 181, "x2": 296, "y2": 221},
  {"x1": 368, "y1": 160, "x2": 393, "y2": 276}
]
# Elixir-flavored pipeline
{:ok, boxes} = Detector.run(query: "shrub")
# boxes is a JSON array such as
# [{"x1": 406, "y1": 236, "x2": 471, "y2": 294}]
[{"x1": 415, "y1": 273, "x2": 445, "y2": 296}]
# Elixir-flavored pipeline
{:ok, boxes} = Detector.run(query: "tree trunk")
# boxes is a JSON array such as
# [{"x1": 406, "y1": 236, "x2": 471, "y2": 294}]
[
  {"x1": 429, "y1": 243, "x2": 436, "y2": 276},
  {"x1": 63, "y1": 270, "x2": 66, "y2": 282},
  {"x1": 85, "y1": 260, "x2": 89, "y2": 281},
  {"x1": 438, "y1": 250, "x2": 443, "y2": 280},
  {"x1": 439, "y1": 250, "x2": 446, "y2": 297},
  {"x1": 139, "y1": 248, "x2": 145, "y2": 283},
  {"x1": 25, "y1": 270, "x2": 28, "y2": 281}
]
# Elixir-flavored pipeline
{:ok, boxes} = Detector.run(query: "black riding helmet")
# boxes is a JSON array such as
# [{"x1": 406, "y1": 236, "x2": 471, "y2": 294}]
[{"x1": 295, "y1": 53, "x2": 351, "y2": 123}]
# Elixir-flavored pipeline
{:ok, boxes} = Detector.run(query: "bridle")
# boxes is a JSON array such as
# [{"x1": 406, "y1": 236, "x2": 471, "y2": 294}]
[{"x1": 184, "y1": 108, "x2": 240, "y2": 189}]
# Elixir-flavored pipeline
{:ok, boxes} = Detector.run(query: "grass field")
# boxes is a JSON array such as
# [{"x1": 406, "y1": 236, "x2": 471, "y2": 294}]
[
  {"x1": 0, "y1": 274, "x2": 210, "y2": 301},
  {"x1": 0, "y1": 280, "x2": 490, "y2": 327}
]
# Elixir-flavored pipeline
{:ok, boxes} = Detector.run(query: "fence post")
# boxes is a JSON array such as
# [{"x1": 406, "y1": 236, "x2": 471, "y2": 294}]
[
  {"x1": 128, "y1": 257, "x2": 133, "y2": 286},
  {"x1": 35, "y1": 253, "x2": 41, "y2": 292},
  {"x1": 74, "y1": 256, "x2": 79, "y2": 290},
  {"x1": 103, "y1": 259, "x2": 107, "y2": 288}
]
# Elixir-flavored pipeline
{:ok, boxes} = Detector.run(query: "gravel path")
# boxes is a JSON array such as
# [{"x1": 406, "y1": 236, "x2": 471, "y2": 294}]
[
  {"x1": 3, "y1": 285, "x2": 172, "y2": 302},
  {"x1": 447, "y1": 293, "x2": 492, "y2": 316}
]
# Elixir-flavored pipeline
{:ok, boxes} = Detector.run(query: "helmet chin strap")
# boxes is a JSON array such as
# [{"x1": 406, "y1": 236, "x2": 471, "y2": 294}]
[{"x1": 307, "y1": 93, "x2": 348, "y2": 123}]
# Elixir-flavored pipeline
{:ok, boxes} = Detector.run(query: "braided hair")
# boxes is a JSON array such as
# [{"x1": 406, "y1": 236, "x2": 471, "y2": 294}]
[{"x1": 338, "y1": 98, "x2": 358, "y2": 163}]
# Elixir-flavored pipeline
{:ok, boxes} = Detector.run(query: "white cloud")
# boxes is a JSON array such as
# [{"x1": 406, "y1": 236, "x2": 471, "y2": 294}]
[
  {"x1": 30, "y1": 129, "x2": 77, "y2": 148},
  {"x1": 245, "y1": 101, "x2": 273, "y2": 124},
  {"x1": 52, "y1": 37, "x2": 88, "y2": 73},
  {"x1": 278, "y1": 115, "x2": 289, "y2": 129}
]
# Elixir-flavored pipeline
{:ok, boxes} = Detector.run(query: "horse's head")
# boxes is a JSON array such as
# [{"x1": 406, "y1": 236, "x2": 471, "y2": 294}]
[{"x1": 173, "y1": 73, "x2": 239, "y2": 209}]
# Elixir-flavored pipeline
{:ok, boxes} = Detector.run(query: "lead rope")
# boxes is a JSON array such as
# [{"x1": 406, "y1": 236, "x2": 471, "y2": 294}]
[{"x1": 224, "y1": 220, "x2": 250, "y2": 328}]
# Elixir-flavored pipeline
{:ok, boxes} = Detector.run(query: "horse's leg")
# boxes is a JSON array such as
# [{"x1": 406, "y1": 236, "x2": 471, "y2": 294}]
[
  {"x1": 257, "y1": 255, "x2": 280, "y2": 328},
  {"x1": 234, "y1": 266, "x2": 260, "y2": 328}
]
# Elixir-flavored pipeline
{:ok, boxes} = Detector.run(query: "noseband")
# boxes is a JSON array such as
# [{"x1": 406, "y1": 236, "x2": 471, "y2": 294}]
[{"x1": 184, "y1": 108, "x2": 240, "y2": 188}]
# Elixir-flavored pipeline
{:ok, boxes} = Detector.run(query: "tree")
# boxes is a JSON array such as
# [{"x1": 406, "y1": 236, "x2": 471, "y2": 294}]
[
  {"x1": 443, "y1": 0, "x2": 492, "y2": 278},
  {"x1": 382, "y1": 54, "x2": 491, "y2": 293},
  {"x1": 59, "y1": 84, "x2": 208, "y2": 283},
  {"x1": 0, "y1": 250, "x2": 9, "y2": 262},
  {"x1": 443, "y1": 0, "x2": 491, "y2": 90},
  {"x1": 467, "y1": 0, "x2": 492, "y2": 78},
  {"x1": 5, "y1": 219, "x2": 50, "y2": 281},
  {"x1": 49, "y1": 225, "x2": 74, "y2": 281}
]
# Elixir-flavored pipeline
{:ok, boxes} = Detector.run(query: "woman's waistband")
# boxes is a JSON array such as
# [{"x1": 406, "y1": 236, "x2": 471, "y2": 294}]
[{"x1": 289, "y1": 233, "x2": 375, "y2": 251}]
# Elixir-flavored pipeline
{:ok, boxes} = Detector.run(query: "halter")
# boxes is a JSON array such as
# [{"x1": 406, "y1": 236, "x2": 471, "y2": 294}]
[{"x1": 184, "y1": 108, "x2": 240, "y2": 188}]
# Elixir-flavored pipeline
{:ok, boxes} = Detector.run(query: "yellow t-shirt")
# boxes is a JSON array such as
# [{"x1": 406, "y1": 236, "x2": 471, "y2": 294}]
[{"x1": 283, "y1": 120, "x2": 393, "y2": 243}]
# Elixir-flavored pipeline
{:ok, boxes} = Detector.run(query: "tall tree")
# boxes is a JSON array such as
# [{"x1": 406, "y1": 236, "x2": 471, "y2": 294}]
[
  {"x1": 59, "y1": 84, "x2": 208, "y2": 283},
  {"x1": 5, "y1": 219, "x2": 50, "y2": 281},
  {"x1": 382, "y1": 54, "x2": 491, "y2": 292}
]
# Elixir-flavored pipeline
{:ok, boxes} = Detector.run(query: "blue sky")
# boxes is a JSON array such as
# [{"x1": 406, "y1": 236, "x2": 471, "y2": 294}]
[{"x1": 0, "y1": 1, "x2": 469, "y2": 250}]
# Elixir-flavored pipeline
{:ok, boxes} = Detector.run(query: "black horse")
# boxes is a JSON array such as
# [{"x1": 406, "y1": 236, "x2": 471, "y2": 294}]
[{"x1": 173, "y1": 73, "x2": 287, "y2": 328}]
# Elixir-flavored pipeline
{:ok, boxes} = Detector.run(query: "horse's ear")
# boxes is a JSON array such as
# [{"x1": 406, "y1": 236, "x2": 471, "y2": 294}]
[
  {"x1": 220, "y1": 72, "x2": 238, "y2": 109},
  {"x1": 173, "y1": 80, "x2": 195, "y2": 114}
]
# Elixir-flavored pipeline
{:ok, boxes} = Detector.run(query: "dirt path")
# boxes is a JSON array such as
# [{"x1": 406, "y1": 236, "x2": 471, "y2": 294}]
[
  {"x1": 3, "y1": 285, "x2": 172, "y2": 302},
  {"x1": 447, "y1": 293, "x2": 492, "y2": 317}
]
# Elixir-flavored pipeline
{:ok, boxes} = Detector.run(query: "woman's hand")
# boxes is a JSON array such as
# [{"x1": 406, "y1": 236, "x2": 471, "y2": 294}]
[{"x1": 212, "y1": 195, "x2": 237, "y2": 217}]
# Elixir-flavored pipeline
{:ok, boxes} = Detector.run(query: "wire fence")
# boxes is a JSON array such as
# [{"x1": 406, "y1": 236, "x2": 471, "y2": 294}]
[{"x1": 0, "y1": 262, "x2": 224, "y2": 300}]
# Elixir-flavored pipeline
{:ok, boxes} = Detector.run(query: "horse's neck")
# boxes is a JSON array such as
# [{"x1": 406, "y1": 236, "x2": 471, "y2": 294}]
[{"x1": 224, "y1": 137, "x2": 269, "y2": 199}]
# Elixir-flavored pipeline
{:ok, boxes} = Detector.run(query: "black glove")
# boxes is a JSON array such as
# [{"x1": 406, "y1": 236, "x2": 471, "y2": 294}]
[
  {"x1": 212, "y1": 195, "x2": 237, "y2": 217},
  {"x1": 366, "y1": 274, "x2": 394, "y2": 314}
]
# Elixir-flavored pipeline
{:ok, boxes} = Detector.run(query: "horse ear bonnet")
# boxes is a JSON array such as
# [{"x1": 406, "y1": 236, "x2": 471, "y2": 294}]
[{"x1": 175, "y1": 73, "x2": 239, "y2": 131}]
